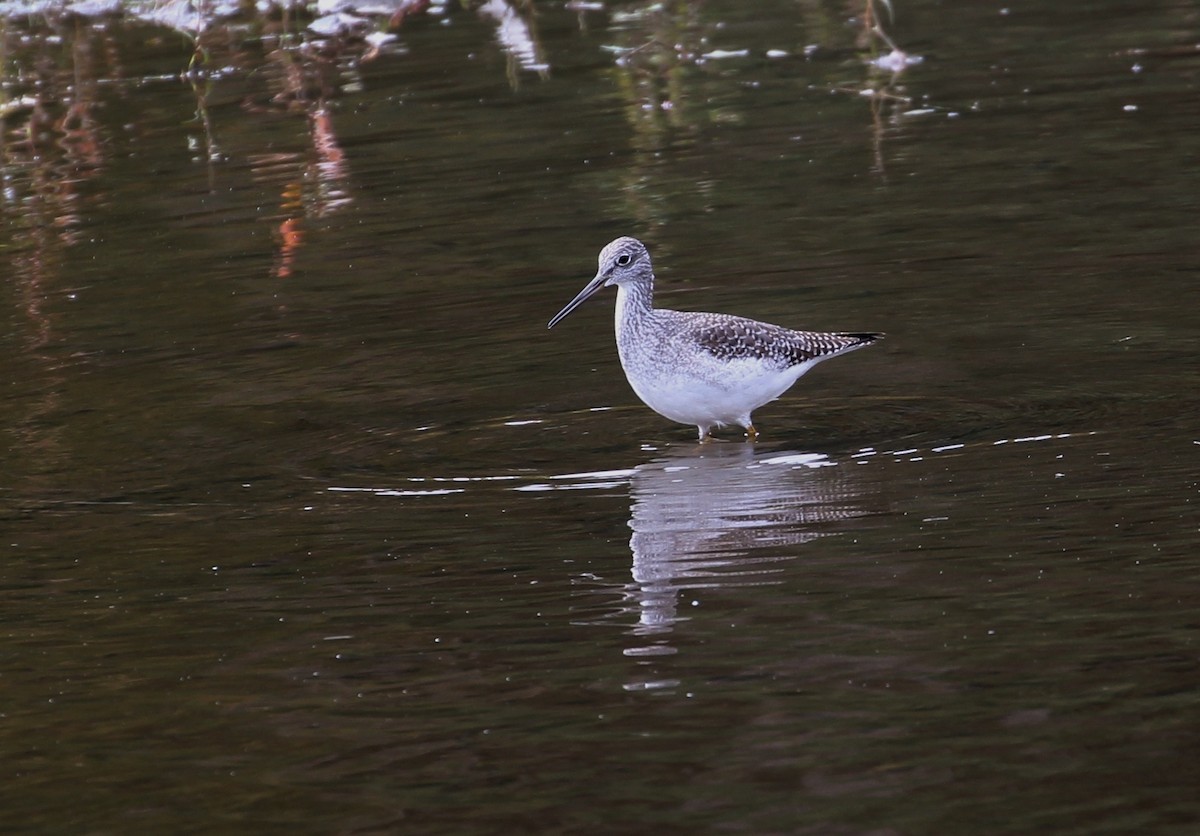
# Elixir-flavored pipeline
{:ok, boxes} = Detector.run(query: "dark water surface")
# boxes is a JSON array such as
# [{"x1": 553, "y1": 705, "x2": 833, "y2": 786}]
[{"x1": 2, "y1": 1, "x2": 1198, "y2": 832}]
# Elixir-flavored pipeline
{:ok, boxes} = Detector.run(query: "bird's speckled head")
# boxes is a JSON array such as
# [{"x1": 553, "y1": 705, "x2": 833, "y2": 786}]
[
  {"x1": 597, "y1": 236, "x2": 653, "y2": 287},
  {"x1": 547, "y1": 236, "x2": 654, "y2": 329}
]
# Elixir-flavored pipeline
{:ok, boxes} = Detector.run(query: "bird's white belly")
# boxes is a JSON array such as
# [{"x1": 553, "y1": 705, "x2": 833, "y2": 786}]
[{"x1": 621, "y1": 355, "x2": 815, "y2": 427}]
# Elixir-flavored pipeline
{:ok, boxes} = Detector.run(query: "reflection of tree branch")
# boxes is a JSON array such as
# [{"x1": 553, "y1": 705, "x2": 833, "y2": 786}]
[
  {"x1": 252, "y1": 38, "x2": 353, "y2": 281},
  {"x1": 476, "y1": 0, "x2": 549, "y2": 87},
  {"x1": 604, "y1": 3, "x2": 707, "y2": 234},
  {"x1": 0, "y1": 19, "x2": 110, "y2": 496},
  {"x1": 309, "y1": 105, "x2": 350, "y2": 217},
  {"x1": 851, "y1": 0, "x2": 924, "y2": 179},
  {"x1": 183, "y1": 67, "x2": 222, "y2": 170},
  {"x1": 2, "y1": 15, "x2": 111, "y2": 290},
  {"x1": 266, "y1": 103, "x2": 351, "y2": 280}
]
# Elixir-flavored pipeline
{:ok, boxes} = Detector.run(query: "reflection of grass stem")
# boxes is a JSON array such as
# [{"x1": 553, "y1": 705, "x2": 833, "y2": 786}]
[
  {"x1": 186, "y1": 41, "x2": 210, "y2": 75},
  {"x1": 871, "y1": 22, "x2": 901, "y2": 56},
  {"x1": 183, "y1": 57, "x2": 220, "y2": 165},
  {"x1": 832, "y1": 85, "x2": 910, "y2": 104},
  {"x1": 614, "y1": 37, "x2": 666, "y2": 65},
  {"x1": 852, "y1": 0, "x2": 923, "y2": 179},
  {"x1": 861, "y1": 0, "x2": 901, "y2": 55}
]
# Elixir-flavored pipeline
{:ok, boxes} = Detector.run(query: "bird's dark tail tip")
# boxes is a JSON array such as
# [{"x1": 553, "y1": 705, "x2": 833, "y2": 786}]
[{"x1": 842, "y1": 332, "x2": 885, "y2": 346}]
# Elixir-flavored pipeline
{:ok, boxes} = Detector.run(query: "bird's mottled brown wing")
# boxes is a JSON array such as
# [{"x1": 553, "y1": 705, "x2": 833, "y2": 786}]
[{"x1": 690, "y1": 314, "x2": 881, "y2": 368}]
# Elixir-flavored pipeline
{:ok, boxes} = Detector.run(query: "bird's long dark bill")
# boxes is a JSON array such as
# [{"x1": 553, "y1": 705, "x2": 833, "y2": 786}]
[{"x1": 547, "y1": 275, "x2": 606, "y2": 329}]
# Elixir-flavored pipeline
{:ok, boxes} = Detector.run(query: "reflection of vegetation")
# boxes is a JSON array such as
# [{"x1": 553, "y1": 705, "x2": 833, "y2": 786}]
[
  {"x1": 0, "y1": 0, "x2": 555, "y2": 288},
  {"x1": 0, "y1": 5, "x2": 372, "y2": 482},
  {"x1": 600, "y1": 0, "x2": 926, "y2": 215},
  {"x1": 854, "y1": 0, "x2": 924, "y2": 177},
  {"x1": 0, "y1": 15, "x2": 111, "y2": 493},
  {"x1": 1, "y1": 14, "x2": 113, "y2": 359},
  {"x1": 476, "y1": 0, "x2": 549, "y2": 86},
  {"x1": 0, "y1": 6, "x2": 367, "y2": 298},
  {"x1": 601, "y1": 3, "x2": 708, "y2": 239}
]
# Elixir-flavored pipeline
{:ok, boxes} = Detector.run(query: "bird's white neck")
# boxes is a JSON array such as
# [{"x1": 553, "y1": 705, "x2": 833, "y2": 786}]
[{"x1": 614, "y1": 279, "x2": 654, "y2": 335}]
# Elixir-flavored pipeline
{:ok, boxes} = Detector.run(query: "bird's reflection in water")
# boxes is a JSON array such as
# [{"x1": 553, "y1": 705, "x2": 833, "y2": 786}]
[{"x1": 619, "y1": 444, "x2": 869, "y2": 660}]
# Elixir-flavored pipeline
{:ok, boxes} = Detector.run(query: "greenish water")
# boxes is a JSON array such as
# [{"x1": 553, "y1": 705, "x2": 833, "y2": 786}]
[{"x1": 2, "y1": 1, "x2": 1198, "y2": 832}]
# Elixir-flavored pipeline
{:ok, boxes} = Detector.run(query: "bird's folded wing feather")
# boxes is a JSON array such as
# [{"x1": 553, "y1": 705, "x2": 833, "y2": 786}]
[{"x1": 690, "y1": 315, "x2": 877, "y2": 368}]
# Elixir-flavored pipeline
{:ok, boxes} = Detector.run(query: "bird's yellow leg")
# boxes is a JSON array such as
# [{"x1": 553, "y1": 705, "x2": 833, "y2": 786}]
[{"x1": 745, "y1": 423, "x2": 759, "y2": 442}]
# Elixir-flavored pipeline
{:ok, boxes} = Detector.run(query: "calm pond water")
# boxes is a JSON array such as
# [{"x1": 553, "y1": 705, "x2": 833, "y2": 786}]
[{"x1": 2, "y1": 0, "x2": 1198, "y2": 832}]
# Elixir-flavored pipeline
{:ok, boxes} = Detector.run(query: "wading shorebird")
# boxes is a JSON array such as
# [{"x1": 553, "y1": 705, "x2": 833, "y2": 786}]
[{"x1": 547, "y1": 236, "x2": 882, "y2": 441}]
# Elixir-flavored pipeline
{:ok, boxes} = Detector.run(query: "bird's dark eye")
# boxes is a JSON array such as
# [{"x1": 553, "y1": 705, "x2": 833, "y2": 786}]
[{"x1": 616, "y1": 253, "x2": 632, "y2": 266}]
